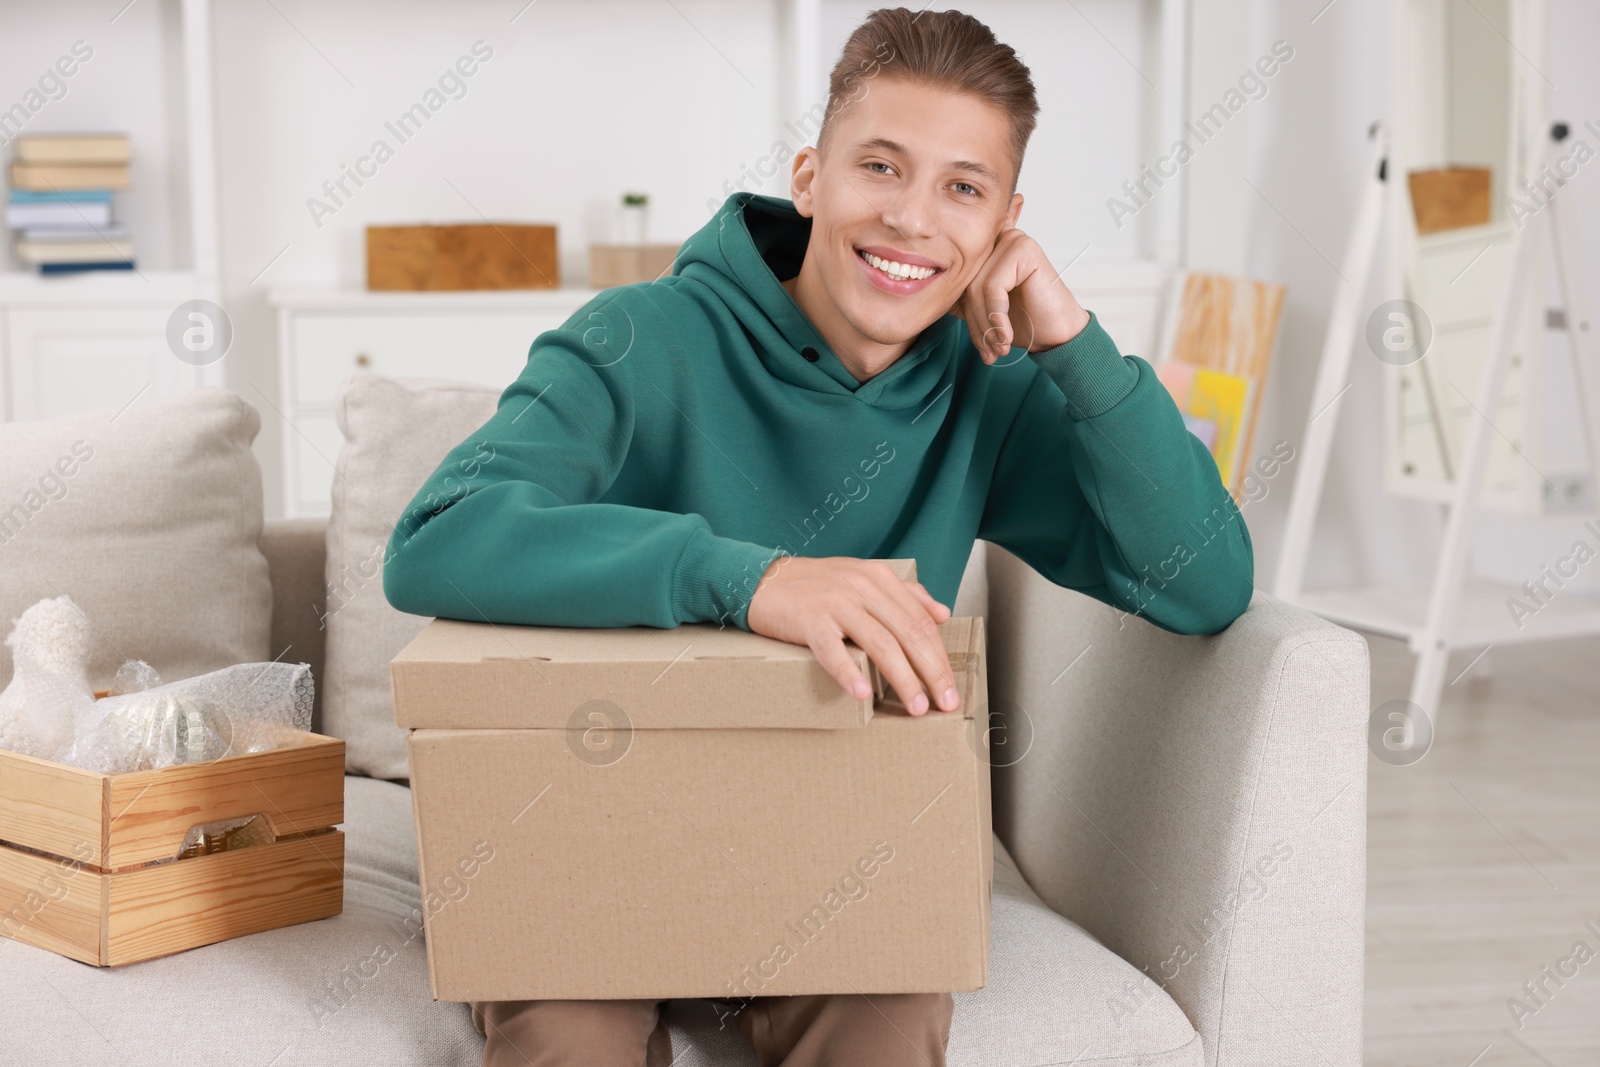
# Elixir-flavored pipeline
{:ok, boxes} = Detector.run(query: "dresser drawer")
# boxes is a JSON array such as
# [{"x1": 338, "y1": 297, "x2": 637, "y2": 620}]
[{"x1": 289, "y1": 311, "x2": 574, "y2": 407}]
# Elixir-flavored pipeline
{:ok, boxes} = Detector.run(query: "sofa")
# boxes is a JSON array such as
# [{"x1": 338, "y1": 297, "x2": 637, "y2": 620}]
[{"x1": 0, "y1": 383, "x2": 1369, "y2": 1066}]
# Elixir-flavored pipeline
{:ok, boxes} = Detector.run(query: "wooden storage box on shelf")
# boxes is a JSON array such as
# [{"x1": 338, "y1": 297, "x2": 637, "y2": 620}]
[
  {"x1": 0, "y1": 732, "x2": 345, "y2": 967},
  {"x1": 366, "y1": 224, "x2": 560, "y2": 291}
]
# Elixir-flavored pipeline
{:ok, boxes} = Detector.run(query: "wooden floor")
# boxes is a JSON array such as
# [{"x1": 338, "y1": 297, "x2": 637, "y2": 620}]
[{"x1": 1364, "y1": 632, "x2": 1600, "y2": 1066}]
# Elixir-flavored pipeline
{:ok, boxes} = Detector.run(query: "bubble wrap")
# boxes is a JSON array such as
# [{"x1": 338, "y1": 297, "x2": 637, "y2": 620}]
[
  {"x1": 64, "y1": 661, "x2": 315, "y2": 774},
  {"x1": 0, "y1": 649, "x2": 93, "y2": 762}
]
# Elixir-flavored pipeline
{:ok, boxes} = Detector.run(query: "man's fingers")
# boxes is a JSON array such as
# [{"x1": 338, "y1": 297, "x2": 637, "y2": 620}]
[
  {"x1": 810, "y1": 627, "x2": 872, "y2": 702},
  {"x1": 878, "y1": 574, "x2": 957, "y2": 698},
  {"x1": 969, "y1": 230, "x2": 1028, "y2": 360},
  {"x1": 840, "y1": 610, "x2": 934, "y2": 715},
  {"x1": 870, "y1": 572, "x2": 953, "y2": 713},
  {"x1": 850, "y1": 569, "x2": 956, "y2": 696},
  {"x1": 854, "y1": 575, "x2": 958, "y2": 714},
  {"x1": 904, "y1": 581, "x2": 952, "y2": 624},
  {"x1": 982, "y1": 275, "x2": 1015, "y2": 354},
  {"x1": 803, "y1": 571, "x2": 958, "y2": 714},
  {"x1": 962, "y1": 287, "x2": 1010, "y2": 364}
]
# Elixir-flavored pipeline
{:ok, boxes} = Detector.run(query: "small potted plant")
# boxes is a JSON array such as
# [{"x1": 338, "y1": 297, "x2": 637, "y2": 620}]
[{"x1": 619, "y1": 191, "x2": 648, "y2": 245}]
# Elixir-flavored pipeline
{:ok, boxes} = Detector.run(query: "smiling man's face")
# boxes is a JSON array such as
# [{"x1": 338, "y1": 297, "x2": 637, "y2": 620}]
[{"x1": 784, "y1": 75, "x2": 1024, "y2": 382}]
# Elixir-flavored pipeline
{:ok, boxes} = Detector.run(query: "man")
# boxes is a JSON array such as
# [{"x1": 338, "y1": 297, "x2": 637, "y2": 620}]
[{"x1": 383, "y1": 7, "x2": 1253, "y2": 1066}]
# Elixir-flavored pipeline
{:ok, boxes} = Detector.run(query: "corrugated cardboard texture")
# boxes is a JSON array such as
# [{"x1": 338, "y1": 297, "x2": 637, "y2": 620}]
[
  {"x1": 390, "y1": 558, "x2": 926, "y2": 731},
  {"x1": 396, "y1": 589, "x2": 992, "y2": 1002}
]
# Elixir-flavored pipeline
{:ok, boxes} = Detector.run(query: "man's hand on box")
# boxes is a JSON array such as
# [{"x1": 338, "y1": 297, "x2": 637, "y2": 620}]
[{"x1": 747, "y1": 556, "x2": 960, "y2": 716}]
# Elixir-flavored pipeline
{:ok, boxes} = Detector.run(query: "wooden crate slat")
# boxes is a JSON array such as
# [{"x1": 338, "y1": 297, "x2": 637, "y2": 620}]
[
  {"x1": 103, "y1": 735, "x2": 345, "y2": 868},
  {"x1": 105, "y1": 830, "x2": 344, "y2": 966},
  {"x1": 0, "y1": 840, "x2": 105, "y2": 965},
  {"x1": 0, "y1": 748, "x2": 108, "y2": 867}
]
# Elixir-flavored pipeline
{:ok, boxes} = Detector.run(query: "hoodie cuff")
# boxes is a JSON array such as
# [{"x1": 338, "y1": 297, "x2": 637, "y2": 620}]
[
  {"x1": 671, "y1": 525, "x2": 789, "y2": 631},
  {"x1": 1026, "y1": 309, "x2": 1140, "y2": 420}
]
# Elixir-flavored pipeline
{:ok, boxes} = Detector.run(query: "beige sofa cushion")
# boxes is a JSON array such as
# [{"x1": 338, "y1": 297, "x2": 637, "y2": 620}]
[
  {"x1": 0, "y1": 386, "x2": 272, "y2": 690},
  {"x1": 324, "y1": 375, "x2": 499, "y2": 779}
]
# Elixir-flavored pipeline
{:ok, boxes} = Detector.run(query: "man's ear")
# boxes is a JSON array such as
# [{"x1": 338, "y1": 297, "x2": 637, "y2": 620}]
[
  {"x1": 790, "y1": 147, "x2": 818, "y2": 217},
  {"x1": 1003, "y1": 191, "x2": 1023, "y2": 231}
]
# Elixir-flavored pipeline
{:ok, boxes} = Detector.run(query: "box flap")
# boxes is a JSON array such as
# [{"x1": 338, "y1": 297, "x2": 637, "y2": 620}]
[
  {"x1": 389, "y1": 558, "x2": 988, "y2": 731},
  {"x1": 391, "y1": 618, "x2": 871, "y2": 729}
]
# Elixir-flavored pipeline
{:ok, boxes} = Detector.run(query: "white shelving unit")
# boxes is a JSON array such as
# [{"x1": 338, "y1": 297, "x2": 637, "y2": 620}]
[
  {"x1": 1274, "y1": 0, "x2": 1600, "y2": 723},
  {"x1": 0, "y1": 0, "x2": 223, "y2": 423}
]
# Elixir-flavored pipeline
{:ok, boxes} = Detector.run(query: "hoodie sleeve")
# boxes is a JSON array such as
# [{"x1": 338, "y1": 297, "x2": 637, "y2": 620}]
[
  {"x1": 381, "y1": 292, "x2": 787, "y2": 631},
  {"x1": 976, "y1": 309, "x2": 1254, "y2": 634}
]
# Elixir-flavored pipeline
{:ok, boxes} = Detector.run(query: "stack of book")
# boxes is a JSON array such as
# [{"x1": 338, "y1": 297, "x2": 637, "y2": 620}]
[{"x1": 5, "y1": 133, "x2": 134, "y2": 275}]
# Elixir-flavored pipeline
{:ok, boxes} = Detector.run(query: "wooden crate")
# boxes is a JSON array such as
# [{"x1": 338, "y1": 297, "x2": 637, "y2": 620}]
[
  {"x1": 0, "y1": 733, "x2": 344, "y2": 966},
  {"x1": 366, "y1": 223, "x2": 559, "y2": 291}
]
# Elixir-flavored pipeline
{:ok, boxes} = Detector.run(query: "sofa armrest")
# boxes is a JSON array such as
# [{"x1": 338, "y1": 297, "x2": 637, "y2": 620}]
[
  {"x1": 985, "y1": 544, "x2": 1367, "y2": 1067},
  {"x1": 259, "y1": 517, "x2": 329, "y2": 732}
]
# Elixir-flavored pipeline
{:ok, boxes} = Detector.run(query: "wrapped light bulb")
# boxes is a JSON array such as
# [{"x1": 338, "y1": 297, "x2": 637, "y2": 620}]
[
  {"x1": 90, "y1": 690, "x2": 234, "y2": 772},
  {"x1": 67, "y1": 662, "x2": 313, "y2": 774}
]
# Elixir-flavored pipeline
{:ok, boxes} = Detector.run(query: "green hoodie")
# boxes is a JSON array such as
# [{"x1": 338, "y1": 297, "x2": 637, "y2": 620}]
[{"x1": 382, "y1": 191, "x2": 1253, "y2": 635}]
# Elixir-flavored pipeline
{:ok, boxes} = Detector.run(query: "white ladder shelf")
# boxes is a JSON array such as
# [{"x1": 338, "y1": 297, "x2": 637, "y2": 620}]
[{"x1": 1272, "y1": 118, "x2": 1600, "y2": 726}]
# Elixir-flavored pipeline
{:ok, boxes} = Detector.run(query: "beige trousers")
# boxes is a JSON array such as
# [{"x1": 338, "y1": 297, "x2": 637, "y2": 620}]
[{"x1": 471, "y1": 991, "x2": 955, "y2": 1066}]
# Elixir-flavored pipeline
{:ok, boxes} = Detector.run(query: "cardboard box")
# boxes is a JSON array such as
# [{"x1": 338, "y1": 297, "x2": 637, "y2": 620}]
[
  {"x1": 389, "y1": 559, "x2": 992, "y2": 1002},
  {"x1": 366, "y1": 223, "x2": 560, "y2": 291},
  {"x1": 0, "y1": 733, "x2": 345, "y2": 966}
]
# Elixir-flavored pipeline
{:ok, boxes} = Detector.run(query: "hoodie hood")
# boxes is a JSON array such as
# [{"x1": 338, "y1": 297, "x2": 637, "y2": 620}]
[{"x1": 670, "y1": 191, "x2": 957, "y2": 411}]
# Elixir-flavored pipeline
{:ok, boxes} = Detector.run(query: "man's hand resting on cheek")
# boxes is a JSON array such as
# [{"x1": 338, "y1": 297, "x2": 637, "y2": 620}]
[
  {"x1": 950, "y1": 223, "x2": 1094, "y2": 365},
  {"x1": 746, "y1": 556, "x2": 961, "y2": 716}
]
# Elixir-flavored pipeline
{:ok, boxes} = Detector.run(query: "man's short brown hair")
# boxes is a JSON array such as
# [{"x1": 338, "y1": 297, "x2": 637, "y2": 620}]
[{"x1": 818, "y1": 7, "x2": 1040, "y2": 194}]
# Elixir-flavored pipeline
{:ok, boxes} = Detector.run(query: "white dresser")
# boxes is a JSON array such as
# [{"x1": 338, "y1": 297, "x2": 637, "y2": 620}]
[{"x1": 268, "y1": 286, "x2": 603, "y2": 516}]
